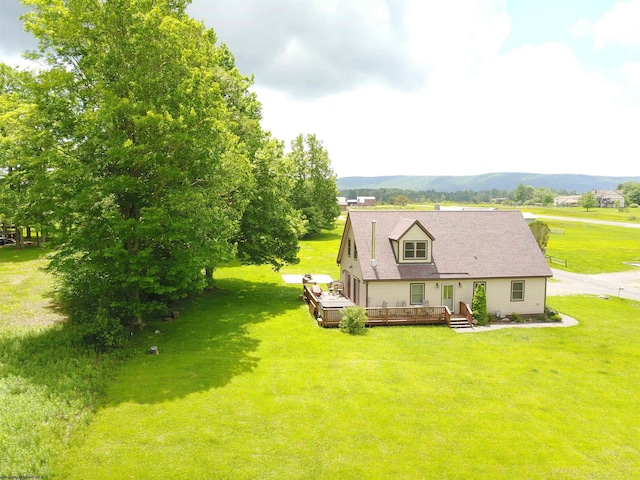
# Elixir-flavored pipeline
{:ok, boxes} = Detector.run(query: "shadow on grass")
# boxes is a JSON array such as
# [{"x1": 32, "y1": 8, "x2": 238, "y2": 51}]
[
  {"x1": 0, "y1": 245, "x2": 50, "y2": 263},
  {"x1": 104, "y1": 276, "x2": 305, "y2": 405},
  {"x1": 0, "y1": 273, "x2": 305, "y2": 408},
  {"x1": 302, "y1": 227, "x2": 343, "y2": 243}
]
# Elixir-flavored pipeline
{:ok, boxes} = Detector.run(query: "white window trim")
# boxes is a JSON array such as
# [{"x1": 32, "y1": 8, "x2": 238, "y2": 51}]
[
  {"x1": 403, "y1": 241, "x2": 427, "y2": 261},
  {"x1": 511, "y1": 280, "x2": 525, "y2": 302},
  {"x1": 410, "y1": 283, "x2": 425, "y2": 305}
]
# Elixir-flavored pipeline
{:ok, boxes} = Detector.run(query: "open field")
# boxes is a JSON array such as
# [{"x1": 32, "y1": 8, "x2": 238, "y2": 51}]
[
  {"x1": 542, "y1": 220, "x2": 640, "y2": 274},
  {"x1": 523, "y1": 206, "x2": 640, "y2": 224},
  {"x1": 2, "y1": 222, "x2": 640, "y2": 478}
]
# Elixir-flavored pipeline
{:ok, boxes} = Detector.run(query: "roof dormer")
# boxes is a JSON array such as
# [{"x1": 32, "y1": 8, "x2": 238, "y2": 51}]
[{"x1": 389, "y1": 219, "x2": 434, "y2": 264}]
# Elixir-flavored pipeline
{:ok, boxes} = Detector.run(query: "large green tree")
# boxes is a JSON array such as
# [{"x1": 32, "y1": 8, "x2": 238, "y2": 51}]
[
  {"x1": 288, "y1": 133, "x2": 341, "y2": 236},
  {"x1": 10, "y1": 0, "x2": 299, "y2": 338},
  {"x1": 0, "y1": 65, "x2": 53, "y2": 247},
  {"x1": 620, "y1": 182, "x2": 640, "y2": 205},
  {"x1": 580, "y1": 191, "x2": 597, "y2": 211},
  {"x1": 513, "y1": 184, "x2": 534, "y2": 204},
  {"x1": 529, "y1": 220, "x2": 550, "y2": 253}
]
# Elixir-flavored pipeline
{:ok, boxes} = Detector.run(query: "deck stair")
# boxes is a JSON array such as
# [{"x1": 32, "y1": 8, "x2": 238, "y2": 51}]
[{"x1": 449, "y1": 314, "x2": 473, "y2": 329}]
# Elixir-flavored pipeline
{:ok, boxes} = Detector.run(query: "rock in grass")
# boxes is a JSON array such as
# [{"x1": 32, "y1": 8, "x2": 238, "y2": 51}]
[{"x1": 148, "y1": 346, "x2": 159, "y2": 355}]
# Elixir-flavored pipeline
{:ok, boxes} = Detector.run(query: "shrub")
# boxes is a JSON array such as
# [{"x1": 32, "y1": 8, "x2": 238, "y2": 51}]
[
  {"x1": 471, "y1": 284, "x2": 489, "y2": 326},
  {"x1": 630, "y1": 203, "x2": 638, "y2": 208},
  {"x1": 545, "y1": 306, "x2": 562, "y2": 322},
  {"x1": 339, "y1": 306, "x2": 368, "y2": 334},
  {"x1": 75, "y1": 309, "x2": 126, "y2": 352},
  {"x1": 511, "y1": 312, "x2": 522, "y2": 323}
]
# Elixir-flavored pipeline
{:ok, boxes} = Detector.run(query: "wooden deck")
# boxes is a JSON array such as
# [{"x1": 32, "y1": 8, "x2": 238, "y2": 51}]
[{"x1": 303, "y1": 284, "x2": 474, "y2": 329}]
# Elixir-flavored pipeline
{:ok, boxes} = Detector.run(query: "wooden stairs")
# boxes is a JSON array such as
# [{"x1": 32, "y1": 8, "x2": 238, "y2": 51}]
[{"x1": 449, "y1": 314, "x2": 474, "y2": 329}]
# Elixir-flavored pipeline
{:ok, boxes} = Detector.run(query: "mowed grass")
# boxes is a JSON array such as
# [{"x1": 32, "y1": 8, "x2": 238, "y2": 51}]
[
  {"x1": 51, "y1": 229, "x2": 640, "y2": 479},
  {"x1": 524, "y1": 206, "x2": 640, "y2": 224},
  {"x1": 3, "y1": 222, "x2": 640, "y2": 479},
  {"x1": 542, "y1": 220, "x2": 640, "y2": 274}
]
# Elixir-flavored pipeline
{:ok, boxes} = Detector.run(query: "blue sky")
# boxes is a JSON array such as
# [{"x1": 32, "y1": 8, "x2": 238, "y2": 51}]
[
  {"x1": 1, "y1": 0, "x2": 640, "y2": 178},
  {"x1": 503, "y1": 1, "x2": 639, "y2": 72}
]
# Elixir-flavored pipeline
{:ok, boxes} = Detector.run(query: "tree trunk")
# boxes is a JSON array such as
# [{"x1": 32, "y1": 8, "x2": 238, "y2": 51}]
[
  {"x1": 205, "y1": 267, "x2": 215, "y2": 289},
  {"x1": 14, "y1": 228, "x2": 23, "y2": 250}
]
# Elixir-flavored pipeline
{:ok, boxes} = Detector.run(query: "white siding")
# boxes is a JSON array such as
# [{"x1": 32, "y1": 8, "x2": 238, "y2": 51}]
[
  {"x1": 398, "y1": 224, "x2": 432, "y2": 263},
  {"x1": 338, "y1": 225, "x2": 365, "y2": 306},
  {"x1": 484, "y1": 278, "x2": 547, "y2": 316},
  {"x1": 366, "y1": 281, "x2": 442, "y2": 309},
  {"x1": 365, "y1": 277, "x2": 547, "y2": 315}
]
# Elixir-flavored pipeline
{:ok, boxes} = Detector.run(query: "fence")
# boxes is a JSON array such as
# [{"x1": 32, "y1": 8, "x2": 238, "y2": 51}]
[{"x1": 545, "y1": 255, "x2": 567, "y2": 267}]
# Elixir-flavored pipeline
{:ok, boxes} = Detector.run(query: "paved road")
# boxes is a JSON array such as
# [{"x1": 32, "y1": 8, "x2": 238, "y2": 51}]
[{"x1": 536, "y1": 215, "x2": 640, "y2": 229}]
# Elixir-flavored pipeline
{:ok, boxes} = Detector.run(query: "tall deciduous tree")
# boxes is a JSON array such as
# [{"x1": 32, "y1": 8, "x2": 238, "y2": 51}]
[
  {"x1": 513, "y1": 184, "x2": 534, "y2": 204},
  {"x1": 529, "y1": 220, "x2": 550, "y2": 253},
  {"x1": 0, "y1": 64, "x2": 53, "y2": 247},
  {"x1": 12, "y1": 0, "x2": 299, "y2": 340},
  {"x1": 580, "y1": 191, "x2": 597, "y2": 211},
  {"x1": 619, "y1": 182, "x2": 640, "y2": 205},
  {"x1": 288, "y1": 133, "x2": 341, "y2": 236},
  {"x1": 234, "y1": 138, "x2": 304, "y2": 271}
]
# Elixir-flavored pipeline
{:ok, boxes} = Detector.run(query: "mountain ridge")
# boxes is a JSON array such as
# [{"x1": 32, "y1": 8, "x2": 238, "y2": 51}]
[{"x1": 337, "y1": 173, "x2": 640, "y2": 193}]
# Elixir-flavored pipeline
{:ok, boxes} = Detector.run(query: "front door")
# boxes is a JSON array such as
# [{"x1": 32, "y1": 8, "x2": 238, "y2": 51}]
[{"x1": 442, "y1": 284, "x2": 454, "y2": 311}]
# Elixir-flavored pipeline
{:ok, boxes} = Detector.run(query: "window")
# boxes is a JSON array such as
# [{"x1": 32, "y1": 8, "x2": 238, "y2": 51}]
[
  {"x1": 347, "y1": 238, "x2": 351, "y2": 257},
  {"x1": 511, "y1": 281, "x2": 524, "y2": 301},
  {"x1": 354, "y1": 244, "x2": 358, "y2": 260},
  {"x1": 404, "y1": 241, "x2": 427, "y2": 260},
  {"x1": 410, "y1": 284, "x2": 425, "y2": 305},
  {"x1": 473, "y1": 282, "x2": 486, "y2": 294}
]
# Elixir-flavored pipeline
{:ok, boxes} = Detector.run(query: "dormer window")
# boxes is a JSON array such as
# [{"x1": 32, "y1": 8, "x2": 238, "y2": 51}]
[{"x1": 404, "y1": 241, "x2": 427, "y2": 260}]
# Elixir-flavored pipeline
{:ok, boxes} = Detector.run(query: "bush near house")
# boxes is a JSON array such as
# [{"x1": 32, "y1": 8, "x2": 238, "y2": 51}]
[
  {"x1": 472, "y1": 284, "x2": 489, "y2": 326},
  {"x1": 339, "y1": 306, "x2": 368, "y2": 334}
]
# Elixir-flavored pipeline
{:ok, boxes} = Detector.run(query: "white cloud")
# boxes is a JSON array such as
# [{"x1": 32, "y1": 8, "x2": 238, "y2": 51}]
[
  {"x1": 571, "y1": 18, "x2": 592, "y2": 38},
  {"x1": 258, "y1": 36, "x2": 640, "y2": 178},
  {"x1": 2, "y1": 0, "x2": 639, "y2": 177},
  {"x1": 622, "y1": 62, "x2": 640, "y2": 84},
  {"x1": 593, "y1": 0, "x2": 640, "y2": 50}
]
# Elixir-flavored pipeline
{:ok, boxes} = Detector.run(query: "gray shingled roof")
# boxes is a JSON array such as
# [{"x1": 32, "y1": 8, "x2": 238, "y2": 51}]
[{"x1": 342, "y1": 210, "x2": 553, "y2": 282}]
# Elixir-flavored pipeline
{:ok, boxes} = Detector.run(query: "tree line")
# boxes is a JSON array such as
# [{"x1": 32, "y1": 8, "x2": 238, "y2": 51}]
[
  {"x1": 0, "y1": 0, "x2": 339, "y2": 349},
  {"x1": 342, "y1": 182, "x2": 640, "y2": 207}
]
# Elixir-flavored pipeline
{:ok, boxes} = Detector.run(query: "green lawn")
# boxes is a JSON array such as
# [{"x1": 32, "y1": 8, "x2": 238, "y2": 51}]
[
  {"x1": 54, "y1": 271, "x2": 640, "y2": 479},
  {"x1": 3, "y1": 224, "x2": 640, "y2": 479},
  {"x1": 542, "y1": 220, "x2": 640, "y2": 274},
  {"x1": 524, "y1": 206, "x2": 640, "y2": 224}
]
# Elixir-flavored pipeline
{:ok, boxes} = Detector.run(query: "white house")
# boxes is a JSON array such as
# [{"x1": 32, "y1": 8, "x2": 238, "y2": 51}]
[{"x1": 336, "y1": 210, "x2": 552, "y2": 319}]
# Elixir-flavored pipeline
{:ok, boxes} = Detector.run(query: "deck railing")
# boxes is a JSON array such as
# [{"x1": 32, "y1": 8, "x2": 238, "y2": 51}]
[
  {"x1": 303, "y1": 284, "x2": 320, "y2": 318},
  {"x1": 459, "y1": 301, "x2": 474, "y2": 327},
  {"x1": 317, "y1": 304, "x2": 451, "y2": 328},
  {"x1": 303, "y1": 284, "x2": 457, "y2": 328}
]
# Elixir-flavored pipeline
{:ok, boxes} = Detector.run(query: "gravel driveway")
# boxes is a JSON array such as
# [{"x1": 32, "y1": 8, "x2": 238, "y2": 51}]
[
  {"x1": 548, "y1": 268, "x2": 640, "y2": 302},
  {"x1": 536, "y1": 214, "x2": 640, "y2": 302}
]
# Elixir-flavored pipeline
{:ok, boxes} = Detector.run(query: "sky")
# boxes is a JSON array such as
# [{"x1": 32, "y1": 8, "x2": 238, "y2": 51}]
[{"x1": 1, "y1": 0, "x2": 640, "y2": 179}]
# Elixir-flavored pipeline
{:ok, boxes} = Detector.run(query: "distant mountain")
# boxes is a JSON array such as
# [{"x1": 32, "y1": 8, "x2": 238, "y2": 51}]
[{"x1": 337, "y1": 173, "x2": 640, "y2": 193}]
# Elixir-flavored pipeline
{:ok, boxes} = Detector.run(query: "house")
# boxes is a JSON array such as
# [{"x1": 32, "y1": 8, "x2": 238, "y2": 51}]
[
  {"x1": 356, "y1": 196, "x2": 376, "y2": 207},
  {"x1": 554, "y1": 195, "x2": 581, "y2": 207},
  {"x1": 594, "y1": 189, "x2": 625, "y2": 208},
  {"x1": 335, "y1": 210, "x2": 552, "y2": 322},
  {"x1": 337, "y1": 196, "x2": 377, "y2": 210}
]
